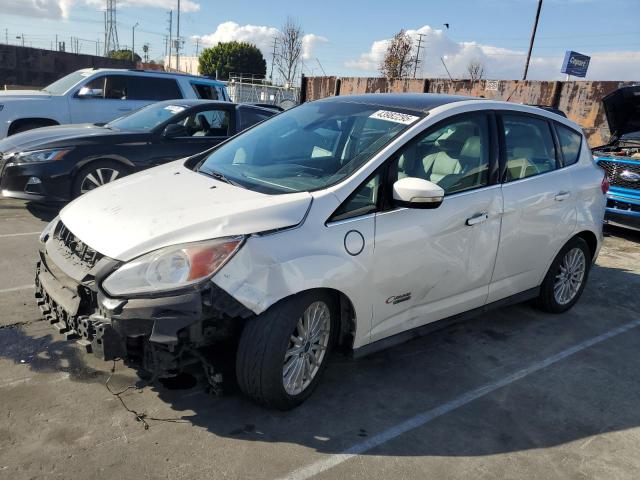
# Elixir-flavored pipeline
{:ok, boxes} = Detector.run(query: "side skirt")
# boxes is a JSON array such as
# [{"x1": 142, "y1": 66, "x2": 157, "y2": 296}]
[{"x1": 351, "y1": 287, "x2": 540, "y2": 359}]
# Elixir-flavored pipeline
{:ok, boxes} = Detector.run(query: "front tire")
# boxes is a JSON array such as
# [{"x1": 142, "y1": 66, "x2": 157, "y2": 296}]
[
  {"x1": 536, "y1": 237, "x2": 591, "y2": 313},
  {"x1": 72, "y1": 160, "x2": 129, "y2": 198},
  {"x1": 236, "y1": 291, "x2": 337, "y2": 410}
]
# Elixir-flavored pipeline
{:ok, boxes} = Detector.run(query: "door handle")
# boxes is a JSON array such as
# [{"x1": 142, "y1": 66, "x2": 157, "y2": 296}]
[
  {"x1": 554, "y1": 191, "x2": 571, "y2": 202},
  {"x1": 466, "y1": 212, "x2": 488, "y2": 226}
]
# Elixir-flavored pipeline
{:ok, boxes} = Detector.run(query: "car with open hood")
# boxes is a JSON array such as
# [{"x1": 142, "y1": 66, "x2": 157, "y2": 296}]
[
  {"x1": 34, "y1": 93, "x2": 606, "y2": 409},
  {"x1": 592, "y1": 85, "x2": 640, "y2": 231},
  {"x1": 0, "y1": 100, "x2": 276, "y2": 202}
]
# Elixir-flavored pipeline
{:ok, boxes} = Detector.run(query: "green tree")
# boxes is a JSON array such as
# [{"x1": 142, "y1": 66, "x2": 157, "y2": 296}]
[
  {"x1": 108, "y1": 49, "x2": 141, "y2": 62},
  {"x1": 198, "y1": 41, "x2": 266, "y2": 80}
]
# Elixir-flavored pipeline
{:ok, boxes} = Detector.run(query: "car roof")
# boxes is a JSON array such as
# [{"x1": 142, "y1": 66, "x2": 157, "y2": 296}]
[
  {"x1": 150, "y1": 100, "x2": 276, "y2": 112},
  {"x1": 316, "y1": 93, "x2": 479, "y2": 113},
  {"x1": 77, "y1": 68, "x2": 226, "y2": 86}
]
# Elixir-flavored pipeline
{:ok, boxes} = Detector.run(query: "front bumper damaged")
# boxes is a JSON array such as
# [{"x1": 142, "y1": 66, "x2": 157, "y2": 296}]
[{"x1": 35, "y1": 224, "x2": 254, "y2": 380}]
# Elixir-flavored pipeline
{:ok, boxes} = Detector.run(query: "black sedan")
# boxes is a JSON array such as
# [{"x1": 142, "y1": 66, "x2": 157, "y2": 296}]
[{"x1": 0, "y1": 100, "x2": 277, "y2": 202}]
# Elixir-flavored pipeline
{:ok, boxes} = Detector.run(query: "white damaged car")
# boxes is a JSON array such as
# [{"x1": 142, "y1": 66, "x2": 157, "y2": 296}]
[{"x1": 35, "y1": 94, "x2": 607, "y2": 409}]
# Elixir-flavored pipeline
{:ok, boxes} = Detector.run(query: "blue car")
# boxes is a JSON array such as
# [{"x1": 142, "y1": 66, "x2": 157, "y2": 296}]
[{"x1": 593, "y1": 85, "x2": 640, "y2": 231}]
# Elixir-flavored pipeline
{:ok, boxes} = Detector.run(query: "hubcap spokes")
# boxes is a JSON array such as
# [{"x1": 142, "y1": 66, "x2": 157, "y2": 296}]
[
  {"x1": 283, "y1": 301, "x2": 330, "y2": 396},
  {"x1": 80, "y1": 168, "x2": 120, "y2": 194},
  {"x1": 553, "y1": 247, "x2": 586, "y2": 305}
]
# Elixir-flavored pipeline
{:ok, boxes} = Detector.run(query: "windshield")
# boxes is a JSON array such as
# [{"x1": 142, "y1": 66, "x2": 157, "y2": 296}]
[
  {"x1": 107, "y1": 103, "x2": 188, "y2": 132},
  {"x1": 198, "y1": 101, "x2": 421, "y2": 194},
  {"x1": 42, "y1": 71, "x2": 89, "y2": 95}
]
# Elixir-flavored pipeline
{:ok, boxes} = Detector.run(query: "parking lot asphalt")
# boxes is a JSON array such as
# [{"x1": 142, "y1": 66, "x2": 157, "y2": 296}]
[{"x1": 1, "y1": 197, "x2": 639, "y2": 480}]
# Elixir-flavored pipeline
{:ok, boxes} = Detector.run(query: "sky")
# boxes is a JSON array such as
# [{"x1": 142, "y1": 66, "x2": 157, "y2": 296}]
[{"x1": 2, "y1": 0, "x2": 640, "y2": 81}]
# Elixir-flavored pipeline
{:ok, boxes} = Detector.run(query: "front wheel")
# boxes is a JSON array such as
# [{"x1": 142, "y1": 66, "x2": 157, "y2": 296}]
[
  {"x1": 236, "y1": 291, "x2": 337, "y2": 409},
  {"x1": 72, "y1": 160, "x2": 129, "y2": 198},
  {"x1": 536, "y1": 237, "x2": 591, "y2": 313}
]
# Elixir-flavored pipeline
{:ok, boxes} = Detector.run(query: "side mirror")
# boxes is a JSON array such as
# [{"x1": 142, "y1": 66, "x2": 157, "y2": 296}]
[
  {"x1": 162, "y1": 123, "x2": 188, "y2": 139},
  {"x1": 392, "y1": 177, "x2": 444, "y2": 209},
  {"x1": 77, "y1": 87, "x2": 103, "y2": 98}
]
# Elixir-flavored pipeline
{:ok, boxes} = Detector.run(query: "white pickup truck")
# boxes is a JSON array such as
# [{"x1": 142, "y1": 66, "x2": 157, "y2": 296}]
[{"x1": 0, "y1": 68, "x2": 230, "y2": 138}]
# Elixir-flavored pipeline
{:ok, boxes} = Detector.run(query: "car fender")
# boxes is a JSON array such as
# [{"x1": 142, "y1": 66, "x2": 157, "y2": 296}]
[{"x1": 4, "y1": 97, "x2": 70, "y2": 130}]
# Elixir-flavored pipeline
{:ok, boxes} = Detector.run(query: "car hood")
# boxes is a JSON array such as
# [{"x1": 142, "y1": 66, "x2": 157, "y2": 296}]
[
  {"x1": 0, "y1": 124, "x2": 114, "y2": 153},
  {"x1": 59, "y1": 161, "x2": 312, "y2": 261},
  {"x1": 602, "y1": 85, "x2": 640, "y2": 140}
]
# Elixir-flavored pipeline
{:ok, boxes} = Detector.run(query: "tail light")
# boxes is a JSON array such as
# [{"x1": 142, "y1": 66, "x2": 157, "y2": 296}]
[{"x1": 601, "y1": 173, "x2": 610, "y2": 194}]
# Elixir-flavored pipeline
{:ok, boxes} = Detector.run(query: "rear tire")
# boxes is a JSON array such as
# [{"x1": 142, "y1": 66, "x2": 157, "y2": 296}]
[
  {"x1": 236, "y1": 290, "x2": 338, "y2": 410},
  {"x1": 72, "y1": 160, "x2": 129, "y2": 198},
  {"x1": 536, "y1": 237, "x2": 591, "y2": 313}
]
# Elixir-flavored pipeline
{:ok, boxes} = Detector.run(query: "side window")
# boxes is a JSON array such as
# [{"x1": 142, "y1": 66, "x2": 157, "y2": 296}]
[
  {"x1": 391, "y1": 113, "x2": 490, "y2": 195},
  {"x1": 191, "y1": 83, "x2": 220, "y2": 100},
  {"x1": 330, "y1": 173, "x2": 381, "y2": 222},
  {"x1": 502, "y1": 114, "x2": 557, "y2": 181},
  {"x1": 238, "y1": 108, "x2": 273, "y2": 131},
  {"x1": 82, "y1": 75, "x2": 127, "y2": 99},
  {"x1": 177, "y1": 109, "x2": 231, "y2": 137},
  {"x1": 556, "y1": 124, "x2": 582, "y2": 166},
  {"x1": 128, "y1": 77, "x2": 182, "y2": 100}
]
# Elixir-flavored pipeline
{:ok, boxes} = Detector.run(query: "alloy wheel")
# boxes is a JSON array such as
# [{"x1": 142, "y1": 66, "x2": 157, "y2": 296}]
[
  {"x1": 80, "y1": 168, "x2": 121, "y2": 194},
  {"x1": 553, "y1": 247, "x2": 586, "y2": 305},
  {"x1": 283, "y1": 301, "x2": 331, "y2": 396}
]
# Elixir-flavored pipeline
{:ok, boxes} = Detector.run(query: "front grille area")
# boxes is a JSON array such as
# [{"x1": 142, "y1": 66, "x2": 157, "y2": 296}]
[
  {"x1": 598, "y1": 160, "x2": 640, "y2": 191},
  {"x1": 54, "y1": 222, "x2": 104, "y2": 270},
  {"x1": 607, "y1": 199, "x2": 640, "y2": 214}
]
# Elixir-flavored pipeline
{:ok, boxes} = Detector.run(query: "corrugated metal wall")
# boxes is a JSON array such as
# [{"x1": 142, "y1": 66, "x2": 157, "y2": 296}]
[{"x1": 302, "y1": 76, "x2": 634, "y2": 146}]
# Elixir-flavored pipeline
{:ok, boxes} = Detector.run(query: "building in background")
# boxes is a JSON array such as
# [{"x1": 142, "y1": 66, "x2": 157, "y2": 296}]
[{"x1": 165, "y1": 55, "x2": 199, "y2": 75}]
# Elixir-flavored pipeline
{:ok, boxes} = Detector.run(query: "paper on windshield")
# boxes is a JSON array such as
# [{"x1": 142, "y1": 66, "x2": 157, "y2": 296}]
[
  {"x1": 164, "y1": 105, "x2": 186, "y2": 114},
  {"x1": 369, "y1": 110, "x2": 420, "y2": 125}
]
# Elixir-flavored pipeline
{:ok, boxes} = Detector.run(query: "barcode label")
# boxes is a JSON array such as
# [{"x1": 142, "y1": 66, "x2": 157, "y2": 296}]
[{"x1": 369, "y1": 110, "x2": 420, "y2": 125}]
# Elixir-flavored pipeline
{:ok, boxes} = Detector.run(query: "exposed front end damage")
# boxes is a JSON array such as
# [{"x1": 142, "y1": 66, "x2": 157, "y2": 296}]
[{"x1": 36, "y1": 220, "x2": 255, "y2": 391}]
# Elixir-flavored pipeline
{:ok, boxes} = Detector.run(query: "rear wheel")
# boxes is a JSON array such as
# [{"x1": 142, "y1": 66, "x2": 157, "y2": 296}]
[
  {"x1": 236, "y1": 291, "x2": 337, "y2": 409},
  {"x1": 72, "y1": 160, "x2": 129, "y2": 198},
  {"x1": 537, "y1": 237, "x2": 591, "y2": 313}
]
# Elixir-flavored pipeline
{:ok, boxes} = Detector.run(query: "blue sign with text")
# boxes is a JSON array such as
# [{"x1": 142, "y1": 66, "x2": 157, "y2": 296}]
[{"x1": 561, "y1": 51, "x2": 591, "y2": 77}]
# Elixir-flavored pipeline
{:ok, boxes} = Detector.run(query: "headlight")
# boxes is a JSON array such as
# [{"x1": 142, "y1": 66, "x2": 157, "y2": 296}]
[
  {"x1": 12, "y1": 148, "x2": 72, "y2": 164},
  {"x1": 39, "y1": 216, "x2": 59, "y2": 244},
  {"x1": 102, "y1": 236, "x2": 244, "y2": 296}
]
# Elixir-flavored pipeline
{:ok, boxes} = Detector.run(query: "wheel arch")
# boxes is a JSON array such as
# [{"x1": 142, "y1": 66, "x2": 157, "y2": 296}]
[
  {"x1": 70, "y1": 156, "x2": 135, "y2": 197},
  {"x1": 8, "y1": 117, "x2": 59, "y2": 135},
  {"x1": 574, "y1": 229, "x2": 598, "y2": 261}
]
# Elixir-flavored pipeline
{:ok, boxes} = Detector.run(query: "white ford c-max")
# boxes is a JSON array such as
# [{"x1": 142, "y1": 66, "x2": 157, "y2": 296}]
[{"x1": 35, "y1": 94, "x2": 607, "y2": 409}]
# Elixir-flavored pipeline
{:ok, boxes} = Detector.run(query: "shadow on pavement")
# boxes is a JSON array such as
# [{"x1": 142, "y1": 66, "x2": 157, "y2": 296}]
[{"x1": 1, "y1": 264, "x2": 639, "y2": 458}]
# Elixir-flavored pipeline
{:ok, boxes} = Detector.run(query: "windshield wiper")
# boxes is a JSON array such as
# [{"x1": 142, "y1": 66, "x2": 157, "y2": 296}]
[{"x1": 201, "y1": 169, "x2": 243, "y2": 188}]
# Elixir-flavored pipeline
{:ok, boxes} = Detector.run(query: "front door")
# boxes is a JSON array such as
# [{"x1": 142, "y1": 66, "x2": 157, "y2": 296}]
[
  {"x1": 68, "y1": 75, "x2": 144, "y2": 124},
  {"x1": 370, "y1": 112, "x2": 503, "y2": 342}
]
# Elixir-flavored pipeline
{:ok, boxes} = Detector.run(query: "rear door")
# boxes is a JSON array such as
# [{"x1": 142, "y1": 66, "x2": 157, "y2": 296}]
[{"x1": 488, "y1": 112, "x2": 577, "y2": 303}]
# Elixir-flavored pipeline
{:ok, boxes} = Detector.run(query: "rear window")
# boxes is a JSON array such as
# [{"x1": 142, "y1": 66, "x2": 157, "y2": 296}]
[
  {"x1": 556, "y1": 124, "x2": 582, "y2": 166},
  {"x1": 192, "y1": 83, "x2": 220, "y2": 100},
  {"x1": 128, "y1": 76, "x2": 182, "y2": 100}
]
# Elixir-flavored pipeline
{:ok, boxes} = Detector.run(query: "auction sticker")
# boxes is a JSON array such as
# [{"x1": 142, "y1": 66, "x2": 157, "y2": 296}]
[{"x1": 369, "y1": 110, "x2": 420, "y2": 125}]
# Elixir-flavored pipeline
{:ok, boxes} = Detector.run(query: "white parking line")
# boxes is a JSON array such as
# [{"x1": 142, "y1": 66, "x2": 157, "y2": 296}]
[
  {"x1": 0, "y1": 231, "x2": 40, "y2": 238},
  {"x1": 278, "y1": 318, "x2": 640, "y2": 480},
  {"x1": 0, "y1": 285, "x2": 34, "y2": 294}
]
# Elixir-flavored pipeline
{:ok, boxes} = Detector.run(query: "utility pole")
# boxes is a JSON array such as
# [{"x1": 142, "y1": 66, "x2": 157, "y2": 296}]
[
  {"x1": 413, "y1": 33, "x2": 426, "y2": 78},
  {"x1": 5, "y1": 29, "x2": 9, "y2": 45},
  {"x1": 315, "y1": 57, "x2": 326, "y2": 76},
  {"x1": 269, "y1": 37, "x2": 278, "y2": 83},
  {"x1": 440, "y1": 57, "x2": 453, "y2": 80},
  {"x1": 166, "y1": 10, "x2": 173, "y2": 69},
  {"x1": 175, "y1": 0, "x2": 181, "y2": 71},
  {"x1": 194, "y1": 37, "x2": 201, "y2": 57},
  {"x1": 132, "y1": 22, "x2": 139, "y2": 61},
  {"x1": 523, "y1": 0, "x2": 543, "y2": 80},
  {"x1": 143, "y1": 43, "x2": 149, "y2": 62}
]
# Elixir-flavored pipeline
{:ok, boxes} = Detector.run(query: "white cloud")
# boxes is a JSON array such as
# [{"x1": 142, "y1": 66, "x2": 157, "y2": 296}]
[
  {"x1": 6, "y1": 0, "x2": 200, "y2": 19},
  {"x1": 4, "y1": 0, "x2": 69, "y2": 19},
  {"x1": 192, "y1": 22, "x2": 328, "y2": 62},
  {"x1": 302, "y1": 33, "x2": 328, "y2": 60},
  {"x1": 346, "y1": 25, "x2": 640, "y2": 81}
]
